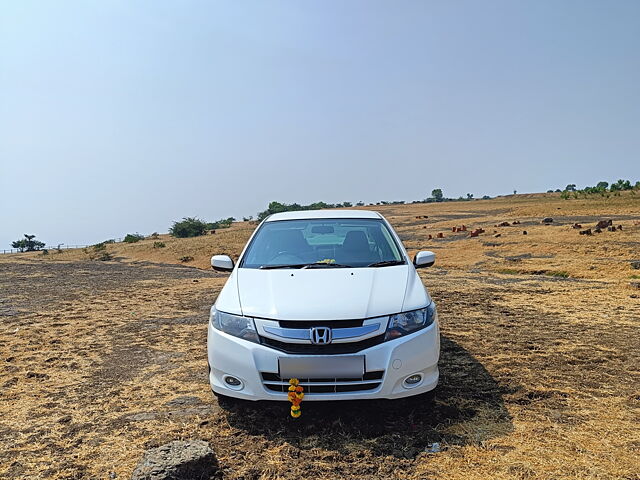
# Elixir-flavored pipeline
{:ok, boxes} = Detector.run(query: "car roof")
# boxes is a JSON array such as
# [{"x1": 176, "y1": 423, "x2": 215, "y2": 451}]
[{"x1": 265, "y1": 209, "x2": 383, "y2": 222}]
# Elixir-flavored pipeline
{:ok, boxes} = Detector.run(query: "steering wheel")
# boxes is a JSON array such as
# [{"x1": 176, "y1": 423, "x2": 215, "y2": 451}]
[{"x1": 268, "y1": 251, "x2": 305, "y2": 264}]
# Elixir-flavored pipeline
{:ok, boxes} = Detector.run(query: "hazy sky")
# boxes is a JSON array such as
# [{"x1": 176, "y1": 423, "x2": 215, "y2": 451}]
[{"x1": 1, "y1": 1, "x2": 639, "y2": 248}]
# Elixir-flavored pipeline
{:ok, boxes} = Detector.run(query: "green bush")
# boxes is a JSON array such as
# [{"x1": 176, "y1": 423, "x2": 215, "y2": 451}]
[
  {"x1": 12, "y1": 234, "x2": 46, "y2": 252},
  {"x1": 153, "y1": 241, "x2": 166, "y2": 249},
  {"x1": 93, "y1": 242, "x2": 107, "y2": 251},
  {"x1": 123, "y1": 233, "x2": 144, "y2": 243},
  {"x1": 170, "y1": 217, "x2": 209, "y2": 238},
  {"x1": 207, "y1": 217, "x2": 235, "y2": 229}
]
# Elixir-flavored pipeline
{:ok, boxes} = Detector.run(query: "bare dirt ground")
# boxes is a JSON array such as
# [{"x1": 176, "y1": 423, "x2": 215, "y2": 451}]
[{"x1": 1, "y1": 193, "x2": 639, "y2": 479}]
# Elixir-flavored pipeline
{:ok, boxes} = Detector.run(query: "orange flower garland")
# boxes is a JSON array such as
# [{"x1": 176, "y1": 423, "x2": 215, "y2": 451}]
[{"x1": 287, "y1": 378, "x2": 304, "y2": 418}]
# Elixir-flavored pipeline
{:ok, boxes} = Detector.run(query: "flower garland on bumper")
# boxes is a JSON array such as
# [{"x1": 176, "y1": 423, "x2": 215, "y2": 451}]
[{"x1": 288, "y1": 379, "x2": 304, "y2": 418}]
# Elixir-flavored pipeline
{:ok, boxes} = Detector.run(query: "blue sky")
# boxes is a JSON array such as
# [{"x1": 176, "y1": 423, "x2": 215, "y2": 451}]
[{"x1": 1, "y1": 1, "x2": 639, "y2": 248}]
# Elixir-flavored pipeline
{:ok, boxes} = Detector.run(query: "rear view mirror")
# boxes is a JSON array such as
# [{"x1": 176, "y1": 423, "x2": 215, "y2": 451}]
[
  {"x1": 311, "y1": 225, "x2": 334, "y2": 234},
  {"x1": 211, "y1": 255, "x2": 234, "y2": 272},
  {"x1": 414, "y1": 251, "x2": 435, "y2": 268}
]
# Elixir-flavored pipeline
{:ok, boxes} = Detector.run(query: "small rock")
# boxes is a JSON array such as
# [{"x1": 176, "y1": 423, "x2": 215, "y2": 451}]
[
  {"x1": 630, "y1": 261, "x2": 640, "y2": 270},
  {"x1": 165, "y1": 396, "x2": 201, "y2": 407},
  {"x1": 542, "y1": 218, "x2": 553, "y2": 224},
  {"x1": 131, "y1": 440, "x2": 218, "y2": 480},
  {"x1": 425, "y1": 442, "x2": 442, "y2": 453},
  {"x1": 493, "y1": 233, "x2": 501, "y2": 238},
  {"x1": 25, "y1": 371, "x2": 48, "y2": 379},
  {"x1": 522, "y1": 231, "x2": 527, "y2": 235},
  {"x1": 127, "y1": 412, "x2": 157, "y2": 422},
  {"x1": 595, "y1": 219, "x2": 613, "y2": 229},
  {"x1": 630, "y1": 282, "x2": 640, "y2": 290}
]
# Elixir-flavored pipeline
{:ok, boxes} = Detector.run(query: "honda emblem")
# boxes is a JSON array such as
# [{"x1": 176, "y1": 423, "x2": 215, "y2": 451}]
[{"x1": 310, "y1": 326, "x2": 332, "y2": 345}]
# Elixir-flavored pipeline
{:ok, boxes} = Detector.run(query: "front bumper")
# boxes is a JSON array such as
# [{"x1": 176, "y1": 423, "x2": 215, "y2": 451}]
[{"x1": 207, "y1": 320, "x2": 440, "y2": 401}]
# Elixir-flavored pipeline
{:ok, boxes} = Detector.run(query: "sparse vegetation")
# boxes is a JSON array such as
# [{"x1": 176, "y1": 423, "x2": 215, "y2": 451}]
[
  {"x1": 1, "y1": 192, "x2": 639, "y2": 480},
  {"x1": 153, "y1": 241, "x2": 166, "y2": 249},
  {"x1": 179, "y1": 255, "x2": 194, "y2": 262}
]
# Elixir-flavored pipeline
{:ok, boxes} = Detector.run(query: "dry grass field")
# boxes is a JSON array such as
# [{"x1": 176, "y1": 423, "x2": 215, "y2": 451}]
[{"x1": 1, "y1": 192, "x2": 639, "y2": 480}]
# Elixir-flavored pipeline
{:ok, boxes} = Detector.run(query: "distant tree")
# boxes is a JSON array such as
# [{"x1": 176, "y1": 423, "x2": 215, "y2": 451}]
[
  {"x1": 610, "y1": 179, "x2": 632, "y2": 191},
  {"x1": 596, "y1": 181, "x2": 609, "y2": 190},
  {"x1": 356, "y1": 201, "x2": 364, "y2": 206},
  {"x1": 170, "y1": 217, "x2": 209, "y2": 238},
  {"x1": 482, "y1": 195, "x2": 491, "y2": 200},
  {"x1": 565, "y1": 184, "x2": 577, "y2": 192},
  {"x1": 341, "y1": 201, "x2": 353, "y2": 207},
  {"x1": 513, "y1": 190, "x2": 517, "y2": 195},
  {"x1": 555, "y1": 189, "x2": 562, "y2": 192},
  {"x1": 466, "y1": 193, "x2": 474, "y2": 200},
  {"x1": 12, "y1": 234, "x2": 45, "y2": 252},
  {"x1": 431, "y1": 189, "x2": 444, "y2": 202},
  {"x1": 547, "y1": 190, "x2": 554, "y2": 193}
]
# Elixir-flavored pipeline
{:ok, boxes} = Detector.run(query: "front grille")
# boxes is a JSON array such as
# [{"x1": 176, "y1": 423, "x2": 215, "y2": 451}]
[
  {"x1": 261, "y1": 371, "x2": 384, "y2": 394},
  {"x1": 278, "y1": 319, "x2": 364, "y2": 329},
  {"x1": 259, "y1": 334, "x2": 385, "y2": 355}
]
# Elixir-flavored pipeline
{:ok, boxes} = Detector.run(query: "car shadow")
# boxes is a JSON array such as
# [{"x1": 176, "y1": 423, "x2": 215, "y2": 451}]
[{"x1": 221, "y1": 336, "x2": 513, "y2": 458}]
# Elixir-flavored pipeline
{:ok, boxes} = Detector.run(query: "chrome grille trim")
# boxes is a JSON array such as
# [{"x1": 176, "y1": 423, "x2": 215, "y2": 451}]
[{"x1": 254, "y1": 317, "x2": 387, "y2": 345}]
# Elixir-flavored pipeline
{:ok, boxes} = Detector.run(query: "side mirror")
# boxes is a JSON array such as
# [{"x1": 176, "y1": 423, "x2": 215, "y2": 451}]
[
  {"x1": 211, "y1": 255, "x2": 234, "y2": 272},
  {"x1": 414, "y1": 251, "x2": 435, "y2": 268}
]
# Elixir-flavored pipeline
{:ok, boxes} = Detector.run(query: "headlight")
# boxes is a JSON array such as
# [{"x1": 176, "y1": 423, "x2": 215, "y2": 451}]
[
  {"x1": 384, "y1": 303, "x2": 437, "y2": 341},
  {"x1": 211, "y1": 308, "x2": 259, "y2": 343}
]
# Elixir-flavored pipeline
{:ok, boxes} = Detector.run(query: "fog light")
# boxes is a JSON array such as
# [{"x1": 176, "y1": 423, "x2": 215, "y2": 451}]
[
  {"x1": 404, "y1": 374, "x2": 422, "y2": 386},
  {"x1": 223, "y1": 375, "x2": 243, "y2": 390}
]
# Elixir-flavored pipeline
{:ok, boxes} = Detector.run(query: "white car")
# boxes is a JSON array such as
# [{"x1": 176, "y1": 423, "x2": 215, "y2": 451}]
[{"x1": 207, "y1": 210, "x2": 439, "y2": 404}]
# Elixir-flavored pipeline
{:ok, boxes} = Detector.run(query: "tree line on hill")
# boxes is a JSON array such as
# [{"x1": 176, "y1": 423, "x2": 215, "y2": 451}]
[
  {"x1": 549, "y1": 179, "x2": 639, "y2": 199},
  {"x1": 10, "y1": 179, "x2": 639, "y2": 245}
]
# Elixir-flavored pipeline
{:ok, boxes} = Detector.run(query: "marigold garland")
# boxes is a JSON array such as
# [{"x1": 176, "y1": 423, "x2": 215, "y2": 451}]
[{"x1": 287, "y1": 378, "x2": 304, "y2": 418}]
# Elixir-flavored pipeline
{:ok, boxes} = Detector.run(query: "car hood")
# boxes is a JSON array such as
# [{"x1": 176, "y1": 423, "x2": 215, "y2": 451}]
[{"x1": 235, "y1": 265, "x2": 417, "y2": 320}]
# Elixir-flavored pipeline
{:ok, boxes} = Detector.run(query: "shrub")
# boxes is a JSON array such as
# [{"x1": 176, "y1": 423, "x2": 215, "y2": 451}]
[
  {"x1": 208, "y1": 217, "x2": 235, "y2": 229},
  {"x1": 153, "y1": 241, "x2": 166, "y2": 249},
  {"x1": 104, "y1": 239, "x2": 116, "y2": 244},
  {"x1": 170, "y1": 217, "x2": 209, "y2": 238},
  {"x1": 149, "y1": 232, "x2": 160, "y2": 239},
  {"x1": 93, "y1": 242, "x2": 106, "y2": 251},
  {"x1": 12, "y1": 234, "x2": 45, "y2": 252},
  {"x1": 123, "y1": 233, "x2": 144, "y2": 243},
  {"x1": 179, "y1": 255, "x2": 194, "y2": 262},
  {"x1": 40, "y1": 249, "x2": 49, "y2": 256}
]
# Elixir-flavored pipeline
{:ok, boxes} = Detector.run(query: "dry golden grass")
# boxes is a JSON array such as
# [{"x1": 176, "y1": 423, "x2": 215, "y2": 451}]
[{"x1": 1, "y1": 192, "x2": 639, "y2": 479}]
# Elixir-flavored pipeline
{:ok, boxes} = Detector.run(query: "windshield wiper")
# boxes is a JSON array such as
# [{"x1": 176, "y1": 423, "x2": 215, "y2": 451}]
[
  {"x1": 301, "y1": 262, "x2": 352, "y2": 269},
  {"x1": 259, "y1": 263, "x2": 308, "y2": 270},
  {"x1": 367, "y1": 260, "x2": 406, "y2": 267}
]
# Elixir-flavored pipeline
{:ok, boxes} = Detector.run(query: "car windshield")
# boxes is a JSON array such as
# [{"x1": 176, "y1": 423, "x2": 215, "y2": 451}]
[{"x1": 241, "y1": 218, "x2": 404, "y2": 269}]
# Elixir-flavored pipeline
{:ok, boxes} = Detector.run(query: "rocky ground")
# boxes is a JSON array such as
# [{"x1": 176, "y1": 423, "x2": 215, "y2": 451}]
[{"x1": 1, "y1": 193, "x2": 639, "y2": 479}]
